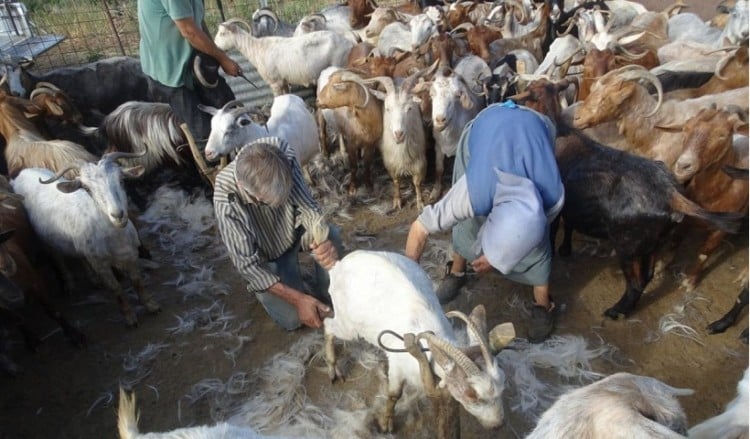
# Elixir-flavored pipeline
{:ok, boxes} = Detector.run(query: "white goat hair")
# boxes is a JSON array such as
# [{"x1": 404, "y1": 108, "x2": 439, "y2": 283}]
[
  {"x1": 322, "y1": 248, "x2": 505, "y2": 432},
  {"x1": 214, "y1": 19, "x2": 354, "y2": 96},
  {"x1": 365, "y1": 68, "x2": 432, "y2": 210},
  {"x1": 117, "y1": 388, "x2": 292, "y2": 439},
  {"x1": 526, "y1": 372, "x2": 694, "y2": 439},
  {"x1": 688, "y1": 368, "x2": 749, "y2": 439},
  {"x1": 11, "y1": 154, "x2": 159, "y2": 327},
  {"x1": 201, "y1": 94, "x2": 319, "y2": 166},
  {"x1": 427, "y1": 59, "x2": 486, "y2": 200},
  {"x1": 667, "y1": 1, "x2": 749, "y2": 47}
]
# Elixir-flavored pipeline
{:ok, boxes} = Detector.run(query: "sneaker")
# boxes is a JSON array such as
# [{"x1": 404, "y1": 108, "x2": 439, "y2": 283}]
[
  {"x1": 436, "y1": 272, "x2": 466, "y2": 304},
  {"x1": 528, "y1": 302, "x2": 555, "y2": 343}
]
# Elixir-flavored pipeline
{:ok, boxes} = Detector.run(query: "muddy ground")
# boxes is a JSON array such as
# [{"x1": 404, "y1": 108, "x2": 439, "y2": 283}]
[{"x1": 1, "y1": 1, "x2": 747, "y2": 438}]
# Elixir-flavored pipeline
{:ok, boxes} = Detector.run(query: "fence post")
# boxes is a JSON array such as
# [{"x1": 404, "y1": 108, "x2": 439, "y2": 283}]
[{"x1": 100, "y1": 0, "x2": 126, "y2": 56}]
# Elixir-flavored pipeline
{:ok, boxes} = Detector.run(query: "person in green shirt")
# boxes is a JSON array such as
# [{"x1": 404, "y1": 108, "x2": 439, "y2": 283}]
[{"x1": 138, "y1": 0, "x2": 240, "y2": 140}]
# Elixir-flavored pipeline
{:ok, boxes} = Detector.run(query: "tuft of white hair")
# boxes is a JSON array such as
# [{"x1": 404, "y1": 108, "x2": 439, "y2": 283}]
[{"x1": 688, "y1": 368, "x2": 749, "y2": 439}]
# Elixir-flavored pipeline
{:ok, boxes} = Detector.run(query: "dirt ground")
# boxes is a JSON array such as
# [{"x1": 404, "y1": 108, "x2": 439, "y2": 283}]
[{"x1": 1, "y1": 1, "x2": 747, "y2": 438}]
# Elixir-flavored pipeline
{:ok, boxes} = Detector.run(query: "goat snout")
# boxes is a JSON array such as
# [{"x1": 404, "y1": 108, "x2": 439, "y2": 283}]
[
  {"x1": 673, "y1": 157, "x2": 696, "y2": 183},
  {"x1": 110, "y1": 210, "x2": 128, "y2": 227},
  {"x1": 434, "y1": 116, "x2": 447, "y2": 131},
  {"x1": 393, "y1": 130, "x2": 405, "y2": 143},
  {"x1": 205, "y1": 149, "x2": 217, "y2": 161}
]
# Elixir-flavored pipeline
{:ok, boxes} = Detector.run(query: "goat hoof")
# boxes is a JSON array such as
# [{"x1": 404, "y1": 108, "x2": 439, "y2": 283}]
[
  {"x1": 707, "y1": 319, "x2": 731, "y2": 334},
  {"x1": 376, "y1": 415, "x2": 394, "y2": 433},
  {"x1": 328, "y1": 365, "x2": 345, "y2": 383},
  {"x1": 428, "y1": 188, "x2": 441, "y2": 203},
  {"x1": 144, "y1": 300, "x2": 162, "y2": 314},
  {"x1": 603, "y1": 307, "x2": 624, "y2": 320}
]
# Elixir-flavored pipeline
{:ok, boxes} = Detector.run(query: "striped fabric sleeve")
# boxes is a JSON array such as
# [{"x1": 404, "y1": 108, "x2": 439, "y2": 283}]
[{"x1": 280, "y1": 140, "x2": 325, "y2": 249}]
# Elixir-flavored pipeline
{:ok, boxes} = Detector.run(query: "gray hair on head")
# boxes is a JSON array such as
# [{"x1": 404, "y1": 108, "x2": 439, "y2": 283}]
[{"x1": 235, "y1": 141, "x2": 293, "y2": 208}]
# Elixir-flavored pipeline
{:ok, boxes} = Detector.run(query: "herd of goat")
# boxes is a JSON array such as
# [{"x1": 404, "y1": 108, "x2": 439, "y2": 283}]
[{"x1": 0, "y1": 0, "x2": 748, "y2": 437}]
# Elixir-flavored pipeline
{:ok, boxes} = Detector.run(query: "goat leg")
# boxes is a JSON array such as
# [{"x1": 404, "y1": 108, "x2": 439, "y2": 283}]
[
  {"x1": 363, "y1": 146, "x2": 375, "y2": 192},
  {"x1": 378, "y1": 379, "x2": 404, "y2": 433},
  {"x1": 127, "y1": 263, "x2": 160, "y2": 314},
  {"x1": 430, "y1": 150, "x2": 445, "y2": 203},
  {"x1": 346, "y1": 145, "x2": 359, "y2": 197},
  {"x1": 605, "y1": 256, "x2": 649, "y2": 319},
  {"x1": 392, "y1": 176, "x2": 402, "y2": 210},
  {"x1": 324, "y1": 332, "x2": 344, "y2": 383},
  {"x1": 708, "y1": 286, "x2": 749, "y2": 334},
  {"x1": 412, "y1": 173, "x2": 425, "y2": 211},
  {"x1": 90, "y1": 260, "x2": 138, "y2": 327},
  {"x1": 682, "y1": 230, "x2": 727, "y2": 291}
]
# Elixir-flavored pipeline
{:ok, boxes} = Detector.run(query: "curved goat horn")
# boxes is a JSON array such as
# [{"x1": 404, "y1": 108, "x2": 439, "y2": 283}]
[
  {"x1": 193, "y1": 56, "x2": 218, "y2": 89},
  {"x1": 446, "y1": 309, "x2": 495, "y2": 372},
  {"x1": 102, "y1": 150, "x2": 148, "y2": 164},
  {"x1": 614, "y1": 65, "x2": 662, "y2": 117},
  {"x1": 714, "y1": 49, "x2": 738, "y2": 81},
  {"x1": 224, "y1": 18, "x2": 254, "y2": 34},
  {"x1": 339, "y1": 71, "x2": 371, "y2": 108},
  {"x1": 251, "y1": 8, "x2": 279, "y2": 33},
  {"x1": 221, "y1": 100, "x2": 245, "y2": 111},
  {"x1": 418, "y1": 332, "x2": 481, "y2": 376},
  {"x1": 39, "y1": 166, "x2": 79, "y2": 184},
  {"x1": 34, "y1": 81, "x2": 61, "y2": 92}
]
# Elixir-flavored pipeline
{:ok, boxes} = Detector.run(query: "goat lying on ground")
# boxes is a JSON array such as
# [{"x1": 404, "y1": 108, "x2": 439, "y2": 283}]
[{"x1": 526, "y1": 372, "x2": 693, "y2": 439}]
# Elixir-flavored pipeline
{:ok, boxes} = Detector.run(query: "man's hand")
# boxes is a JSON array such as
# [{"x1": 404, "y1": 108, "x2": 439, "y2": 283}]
[
  {"x1": 471, "y1": 255, "x2": 492, "y2": 273},
  {"x1": 311, "y1": 239, "x2": 338, "y2": 270},
  {"x1": 220, "y1": 58, "x2": 241, "y2": 77},
  {"x1": 296, "y1": 295, "x2": 332, "y2": 329}
]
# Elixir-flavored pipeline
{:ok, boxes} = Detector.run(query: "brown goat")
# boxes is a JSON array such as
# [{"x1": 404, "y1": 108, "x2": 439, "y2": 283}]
[
  {"x1": 464, "y1": 24, "x2": 503, "y2": 61},
  {"x1": 316, "y1": 70, "x2": 384, "y2": 197},
  {"x1": 0, "y1": 175, "x2": 85, "y2": 353},
  {"x1": 578, "y1": 45, "x2": 660, "y2": 101},
  {"x1": 665, "y1": 46, "x2": 749, "y2": 101},
  {"x1": 0, "y1": 88, "x2": 96, "y2": 178},
  {"x1": 672, "y1": 107, "x2": 749, "y2": 290},
  {"x1": 348, "y1": 0, "x2": 378, "y2": 29}
]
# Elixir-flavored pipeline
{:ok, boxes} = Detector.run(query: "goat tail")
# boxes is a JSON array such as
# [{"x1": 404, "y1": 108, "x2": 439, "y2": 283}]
[
  {"x1": 117, "y1": 387, "x2": 141, "y2": 439},
  {"x1": 670, "y1": 191, "x2": 745, "y2": 234}
]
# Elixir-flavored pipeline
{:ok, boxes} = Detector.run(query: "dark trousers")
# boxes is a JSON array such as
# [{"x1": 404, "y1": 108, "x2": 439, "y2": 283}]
[{"x1": 146, "y1": 74, "x2": 234, "y2": 142}]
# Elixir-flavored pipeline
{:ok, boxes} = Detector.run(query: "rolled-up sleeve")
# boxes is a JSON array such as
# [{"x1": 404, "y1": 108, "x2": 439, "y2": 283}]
[
  {"x1": 214, "y1": 200, "x2": 280, "y2": 293},
  {"x1": 417, "y1": 176, "x2": 474, "y2": 233}
]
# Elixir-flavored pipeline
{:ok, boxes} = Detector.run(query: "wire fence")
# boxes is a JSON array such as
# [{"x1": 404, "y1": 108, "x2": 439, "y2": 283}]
[{"x1": 6, "y1": 0, "x2": 330, "y2": 72}]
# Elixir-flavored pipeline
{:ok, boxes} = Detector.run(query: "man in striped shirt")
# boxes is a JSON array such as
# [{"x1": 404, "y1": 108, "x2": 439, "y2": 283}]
[{"x1": 214, "y1": 137, "x2": 342, "y2": 330}]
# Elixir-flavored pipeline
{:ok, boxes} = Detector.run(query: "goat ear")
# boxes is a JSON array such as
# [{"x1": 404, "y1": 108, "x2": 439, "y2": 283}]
[
  {"x1": 121, "y1": 166, "x2": 145, "y2": 179},
  {"x1": 459, "y1": 91, "x2": 474, "y2": 110},
  {"x1": 56, "y1": 180, "x2": 82, "y2": 193},
  {"x1": 197, "y1": 104, "x2": 218, "y2": 116},
  {"x1": 46, "y1": 101, "x2": 64, "y2": 116},
  {"x1": 368, "y1": 89, "x2": 387, "y2": 100}
]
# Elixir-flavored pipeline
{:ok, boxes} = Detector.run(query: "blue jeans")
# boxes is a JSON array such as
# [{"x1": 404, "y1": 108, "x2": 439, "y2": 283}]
[{"x1": 255, "y1": 226, "x2": 345, "y2": 330}]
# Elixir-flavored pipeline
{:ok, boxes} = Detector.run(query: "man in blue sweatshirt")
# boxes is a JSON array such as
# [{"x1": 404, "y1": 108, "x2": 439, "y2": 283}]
[{"x1": 405, "y1": 101, "x2": 564, "y2": 342}]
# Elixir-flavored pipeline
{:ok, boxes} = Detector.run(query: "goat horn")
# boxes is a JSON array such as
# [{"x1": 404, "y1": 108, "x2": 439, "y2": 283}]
[
  {"x1": 506, "y1": 89, "x2": 531, "y2": 102},
  {"x1": 252, "y1": 7, "x2": 279, "y2": 26},
  {"x1": 29, "y1": 87, "x2": 51, "y2": 100},
  {"x1": 224, "y1": 18, "x2": 254, "y2": 34},
  {"x1": 34, "y1": 81, "x2": 61, "y2": 92},
  {"x1": 361, "y1": 75, "x2": 395, "y2": 96},
  {"x1": 39, "y1": 166, "x2": 79, "y2": 184},
  {"x1": 556, "y1": 14, "x2": 578, "y2": 37},
  {"x1": 446, "y1": 309, "x2": 495, "y2": 372},
  {"x1": 702, "y1": 45, "x2": 741, "y2": 56},
  {"x1": 193, "y1": 56, "x2": 218, "y2": 89},
  {"x1": 614, "y1": 65, "x2": 662, "y2": 118},
  {"x1": 221, "y1": 100, "x2": 245, "y2": 111},
  {"x1": 0, "y1": 71, "x2": 7, "y2": 88},
  {"x1": 417, "y1": 332, "x2": 481, "y2": 376},
  {"x1": 613, "y1": 44, "x2": 650, "y2": 60},
  {"x1": 339, "y1": 72, "x2": 371, "y2": 108},
  {"x1": 102, "y1": 150, "x2": 147, "y2": 164},
  {"x1": 714, "y1": 49, "x2": 738, "y2": 81}
]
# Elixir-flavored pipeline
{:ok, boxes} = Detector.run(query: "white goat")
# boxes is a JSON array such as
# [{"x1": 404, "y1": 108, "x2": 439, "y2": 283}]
[
  {"x1": 213, "y1": 18, "x2": 354, "y2": 96},
  {"x1": 363, "y1": 65, "x2": 435, "y2": 210},
  {"x1": 527, "y1": 372, "x2": 694, "y2": 439},
  {"x1": 200, "y1": 95, "x2": 319, "y2": 167},
  {"x1": 117, "y1": 388, "x2": 290, "y2": 439},
  {"x1": 424, "y1": 59, "x2": 486, "y2": 201},
  {"x1": 689, "y1": 368, "x2": 749, "y2": 439},
  {"x1": 319, "y1": 243, "x2": 505, "y2": 435},
  {"x1": 667, "y1": 1, "x2": 749, "y2": 47},
  {"x1": 11, "y1": 152, "x2": 160, "y2": 327}
]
